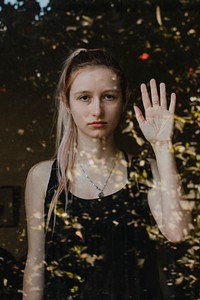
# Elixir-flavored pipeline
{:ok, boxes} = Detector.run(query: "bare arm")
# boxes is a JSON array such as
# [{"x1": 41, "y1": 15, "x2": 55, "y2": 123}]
[
  {"x1": 23, "y1": 161, "x2": 52, "y2": 300},
  {"x1": 148, "y1": 153, "x2": 191, "y2": 243},
  {"x1": 134, "y1": 79, "x2": 192, "y2": 243}
]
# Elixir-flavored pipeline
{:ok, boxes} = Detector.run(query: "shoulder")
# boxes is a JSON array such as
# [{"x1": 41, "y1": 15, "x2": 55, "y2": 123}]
[
  {"x1": 25, "y1": 160, "x2": 55, "y2": 202},
  {"x1": 28, "y1": 160, "x2": 54, "y2": 176},
  {"x1": 27, "y1": 160, "x2": 54, "y2": 180}
]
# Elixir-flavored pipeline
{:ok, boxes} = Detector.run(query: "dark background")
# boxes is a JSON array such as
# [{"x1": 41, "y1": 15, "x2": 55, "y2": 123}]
[{"x1": 0, "y1": 0, "x2": 199, "y2": 299}]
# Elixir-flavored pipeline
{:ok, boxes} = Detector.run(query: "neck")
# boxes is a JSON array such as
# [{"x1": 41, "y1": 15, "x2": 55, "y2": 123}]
[{"x1": 76, "y1": 134, "x2": 118, "y2": 164}]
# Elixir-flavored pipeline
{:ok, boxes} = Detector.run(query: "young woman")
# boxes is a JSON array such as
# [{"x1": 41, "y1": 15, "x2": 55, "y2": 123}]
[{"x1": 23, "y1": 48, "x2": 191, "y2": 300}]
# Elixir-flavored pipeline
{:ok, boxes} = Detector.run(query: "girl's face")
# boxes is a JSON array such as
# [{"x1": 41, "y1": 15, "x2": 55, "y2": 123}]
[{"x1": 69, "y1": 66, "x2": 125, "y2": 141}]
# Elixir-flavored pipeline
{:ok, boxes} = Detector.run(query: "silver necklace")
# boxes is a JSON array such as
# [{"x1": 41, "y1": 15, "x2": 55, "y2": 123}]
[{"x1": 78, "y1": 158, "x2": 116, "y2": 199}]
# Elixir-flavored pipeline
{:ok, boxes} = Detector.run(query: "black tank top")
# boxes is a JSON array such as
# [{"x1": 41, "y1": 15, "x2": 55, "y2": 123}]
[{"x1": 44, "y1": 154, "x2": 164, "y2": 300}]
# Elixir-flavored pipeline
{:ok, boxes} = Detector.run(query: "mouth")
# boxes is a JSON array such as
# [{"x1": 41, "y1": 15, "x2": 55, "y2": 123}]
[
  {"x1": 89, "y1": 121, "x2": 107, "y2": 125},
  {"x1": 88, "y1": 121, "x2": 107, "y2": 128}
]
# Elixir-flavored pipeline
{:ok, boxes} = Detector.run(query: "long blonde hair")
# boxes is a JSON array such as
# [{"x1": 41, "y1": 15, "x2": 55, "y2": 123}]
[{"x1": 46, "y1": 48, "x2": 130, "y2": 230}]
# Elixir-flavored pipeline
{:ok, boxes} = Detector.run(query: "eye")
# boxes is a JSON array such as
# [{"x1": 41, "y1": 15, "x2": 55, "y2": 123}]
[
  {"x1": 79, "y1": 95, "x2": 89, "y2": 102},
  {"x1": 104, "y1": 94, "x2": 115, "y2": 101}
]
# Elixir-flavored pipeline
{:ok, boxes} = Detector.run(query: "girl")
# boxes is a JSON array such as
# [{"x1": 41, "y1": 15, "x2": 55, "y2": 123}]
[{"x1": 23, "y1": 48, "x2": 191, "y2": 300}]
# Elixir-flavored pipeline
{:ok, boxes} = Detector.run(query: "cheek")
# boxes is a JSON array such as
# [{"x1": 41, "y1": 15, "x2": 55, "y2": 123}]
[
  {"x1": 112, "y1": 104, "x2": 123, "y2": 117},
  {"x1": 70, "y1": 106, "x2": 87, "y2": 126},
  {"x1": 109, "y1": 108, "x2": 123, "y2": 126},
  {"x1": 71, "y1": 110, "x2": 80, "y2": 123}
]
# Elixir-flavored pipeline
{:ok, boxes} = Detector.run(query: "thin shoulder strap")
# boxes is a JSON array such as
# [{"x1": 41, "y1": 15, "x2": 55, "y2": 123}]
[{"x1": 121, "y1": 150, "x2": 132, "y2": 179}]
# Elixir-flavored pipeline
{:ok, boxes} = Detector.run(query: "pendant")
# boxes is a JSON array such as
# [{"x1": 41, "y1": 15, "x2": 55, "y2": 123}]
[{"x1": 98, "y1": 191, "x2": 104, "y2": 198}]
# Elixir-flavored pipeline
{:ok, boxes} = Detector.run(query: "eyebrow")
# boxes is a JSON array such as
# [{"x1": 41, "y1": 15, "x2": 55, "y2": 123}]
[
  {"x1": 74, "y1": 89, "x2": 120, "y2": 96},
  {"x1": 74, "y1": 90, "x2": 90, "y2": 96}
]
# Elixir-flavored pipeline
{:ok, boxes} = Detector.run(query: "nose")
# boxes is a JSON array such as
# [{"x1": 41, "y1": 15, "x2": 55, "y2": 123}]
[{"x1": 91, "y1": 98, "x2": 103, "y2": 118}]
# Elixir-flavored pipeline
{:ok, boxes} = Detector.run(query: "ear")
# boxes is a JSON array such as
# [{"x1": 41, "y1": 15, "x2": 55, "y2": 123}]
[
  {"x1": 65, "y1": 101, "x2": 71, "y2": 113},
  {"x1": 66, "y1": 106, "x2": 71, "y2": 114}
]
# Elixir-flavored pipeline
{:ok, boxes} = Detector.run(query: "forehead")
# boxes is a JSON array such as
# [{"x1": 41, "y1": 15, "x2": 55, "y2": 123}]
[{"x1": 70, "y1": 66, "x2": 120, "y2": 91}]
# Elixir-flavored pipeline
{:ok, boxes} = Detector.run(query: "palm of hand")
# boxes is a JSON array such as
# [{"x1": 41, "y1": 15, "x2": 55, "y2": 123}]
[
  {"x1": 141, "y1": 106, "x2": 174, "y2": 143},
  {"x1": 134, "y1": 79, "x2": 176, "y2": 144}
]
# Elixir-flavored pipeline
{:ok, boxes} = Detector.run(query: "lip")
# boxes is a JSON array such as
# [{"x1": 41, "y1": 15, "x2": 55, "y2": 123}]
[{"x1": 88, "y1": 121, "x2": 107, "y2": 128}]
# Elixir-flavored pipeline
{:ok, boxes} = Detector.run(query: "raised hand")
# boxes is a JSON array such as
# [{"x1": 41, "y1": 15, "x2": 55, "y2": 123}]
[{"x1": 134, "y1": 78, "x2": 176, "y2": 144}]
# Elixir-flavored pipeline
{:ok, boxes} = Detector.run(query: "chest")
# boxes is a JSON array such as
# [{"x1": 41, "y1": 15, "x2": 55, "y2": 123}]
[
  {"x1": 47, "y1": 186, "x2": 149, "y2": 241},
  {"x1": 70, "y1": 158, "x2": 128, "y2": 199}
]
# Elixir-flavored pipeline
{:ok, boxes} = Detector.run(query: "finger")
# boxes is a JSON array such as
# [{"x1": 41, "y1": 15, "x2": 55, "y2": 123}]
[
  {"x1": 140, "y1": 83, "x2": 151, "y2": 110},
  {"x1": 160, "y1": 82, "x2": 167, "y2": 109},
  {"x1": 169, "y1": 93, "x2": 176, "y2": 114},
  {"x1": 150, "y1": 78, "x2": 160, "y2": 106},
  {"x1": 133, "y1": 105, "x2": 145, "y2": 125}
]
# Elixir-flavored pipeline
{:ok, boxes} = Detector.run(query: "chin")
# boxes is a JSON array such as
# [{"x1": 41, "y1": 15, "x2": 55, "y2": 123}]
[
  {"x1": 92, "y1": 131, "x2": 114, "y2": 141},
  {"x1": 78, "y1": 128, "x2": 114, "y2": 141}
]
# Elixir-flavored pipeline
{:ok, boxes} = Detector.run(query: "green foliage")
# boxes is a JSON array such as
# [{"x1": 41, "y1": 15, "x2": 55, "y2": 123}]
[{"x1": 0, "y1": 0, "x2": 199, "y2": 298}]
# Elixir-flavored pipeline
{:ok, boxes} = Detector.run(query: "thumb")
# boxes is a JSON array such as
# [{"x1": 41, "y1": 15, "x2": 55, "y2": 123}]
[{"x1": 133, "y1": 105, "x2": 145, "y2": 125}]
